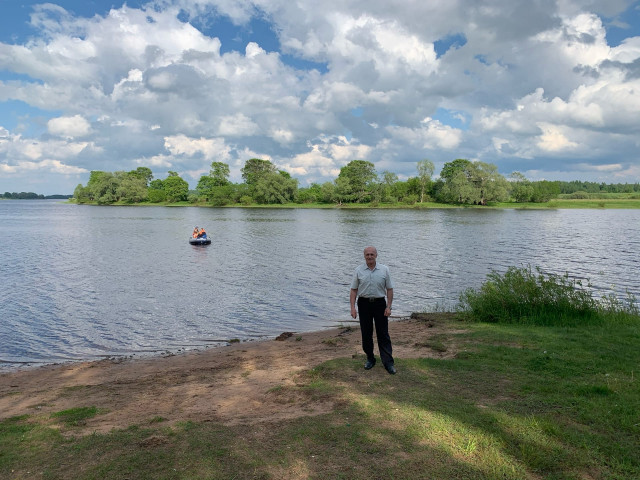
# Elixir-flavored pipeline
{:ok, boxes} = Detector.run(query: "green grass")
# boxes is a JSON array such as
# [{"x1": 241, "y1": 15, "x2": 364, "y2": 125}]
[
  {"x1": 543, "y1": 198, "x2": 640, "y2": 209},
  {"x1": 557, "y1": 192, "x2": 640, "y2": 200},
  {"x1": 3, "y1": 312, "x2": 639, "y2": 479},
  {"x1": 50, "y1": 406, "x2": 102, "y2": 427}
]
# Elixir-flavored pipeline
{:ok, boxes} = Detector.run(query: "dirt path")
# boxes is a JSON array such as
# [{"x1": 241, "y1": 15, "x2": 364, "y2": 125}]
[{"x1": 0, "y1": 314, "x2": 460, "y2": 433}]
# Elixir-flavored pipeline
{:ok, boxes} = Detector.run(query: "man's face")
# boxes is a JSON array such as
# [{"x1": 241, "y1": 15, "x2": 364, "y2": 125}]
[{"x1": 364, "y1": 248, "x2": 377, "y2": 266}]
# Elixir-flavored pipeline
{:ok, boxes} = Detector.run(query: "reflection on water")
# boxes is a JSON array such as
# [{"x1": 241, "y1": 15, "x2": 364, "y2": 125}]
[{"x1": 1, "y1": 201, "x2": 638, "y2": 368}]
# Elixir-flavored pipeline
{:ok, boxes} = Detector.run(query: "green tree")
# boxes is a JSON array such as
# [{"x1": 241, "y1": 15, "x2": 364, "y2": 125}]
[
  {"x1": 391, "y1": 180, "x2": 412, "y2": 203},
  {"x1": 73, "y1": 184, "x2": 90, "y2": 203},
  {"x1": 335, "y1": 160, "x2": 378, "y2": 203},
  {"x1": 253, "y1": 171, "x2": 298, "y2": 204},
  {"x1": 509, "y1": 172, "x2": 534, "y2": 203},
  {"x1": 438, "y1": 160, "x2": 508, "y2": 204},
  {"x1": 163, "y1": 175, "x2": 189, "y2": 202},
  {"x1": 417, "y1": 159, "x2": 435, "y2": 203},
  {"x1": 210, "y1": 162, "x2": 230, "y2": 186},
  {"x1": 208, "y1": 185, "x2": 237, "y2": 206},
  {"x1": 319, "y1": 182, "x2": 336, "y2": 203},
  {"x1": 440, "y1": 159, "x2": 473, "y2": 182},
  {"x1": 148, "y1": 179, "x2": 166, "y2": 202},
  {"x1": 195, "y1": 162, "x2": 232, "y2": 203},
  {"x1": 440, "y1": 170, "x2": 475, "y2": 204},
  {"x1": 296, "y1": 183, "x2": 323, "y2": 204},
  {"x1": 438, "y1": 160, "x2": 474, "y2": 203},
  {"x1": 116, "y1": 175, "x2": 149, "y2": 203},
  {"x1": 469, "y1": 162, "x2": 509, "y2": 205},
  {"x1": 128, "y1": 167, "x2": 153, "y2": 186},
  {"x1": 85, "y1": 171, "x2": 120, "y2": 204},
  {"x1": 379, "y1": 170, "x2": 399, "y2": 202},
  {"x1": 195, "y1": 175, "x2": 217, "y2": 200},
  {"x1": 241, "y1": 158, "x2": 276, "y2": 186},
  {"x1": 530, "y1": 180, "x2": 560, "y2": 202},
  {"x1": 406, "y1": 177, "x2": 422, "y2": 196}
]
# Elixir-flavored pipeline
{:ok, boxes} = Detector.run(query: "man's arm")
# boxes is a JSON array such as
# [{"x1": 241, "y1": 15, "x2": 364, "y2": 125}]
[
  {"x1": 384, "y1": 288, "x2": 393, "y2": 316},
  {"x1": 350, "y1": 288, "x2": 358, "y2": 319}
]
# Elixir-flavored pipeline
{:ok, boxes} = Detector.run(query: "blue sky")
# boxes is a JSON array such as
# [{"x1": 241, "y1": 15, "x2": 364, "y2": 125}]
[{"x1": 1, "y1": 0, "x2": 639, "y2": 194}]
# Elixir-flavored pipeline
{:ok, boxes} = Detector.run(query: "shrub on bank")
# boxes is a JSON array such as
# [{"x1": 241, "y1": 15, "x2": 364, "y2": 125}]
[{"x1": 458, "y1": 265, "x2": 639, "y2": 326}]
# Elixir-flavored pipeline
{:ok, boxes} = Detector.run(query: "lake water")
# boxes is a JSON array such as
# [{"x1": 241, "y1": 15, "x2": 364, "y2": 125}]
[{"x1": 1, "y1": 200, "x2": 638, "y2": 369}]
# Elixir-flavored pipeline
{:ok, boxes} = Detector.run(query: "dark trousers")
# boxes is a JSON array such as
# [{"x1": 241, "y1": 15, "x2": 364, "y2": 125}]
[{"x1": 357, "y1": 297, "x2": 394, "y2": 366}]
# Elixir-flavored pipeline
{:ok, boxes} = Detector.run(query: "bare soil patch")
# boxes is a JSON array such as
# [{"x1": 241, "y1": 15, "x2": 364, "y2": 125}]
[{"x1": 0, "y1": 313, "x2": 462, "y2": 433}]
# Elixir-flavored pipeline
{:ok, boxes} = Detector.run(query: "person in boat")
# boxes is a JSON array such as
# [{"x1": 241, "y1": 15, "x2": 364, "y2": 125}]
[
  {"x1": 192, "y1": 226, "x2": 199, "y2": 238},
  {"x1": 197, "y1": 227, "x2": 207, "y2": 239}
]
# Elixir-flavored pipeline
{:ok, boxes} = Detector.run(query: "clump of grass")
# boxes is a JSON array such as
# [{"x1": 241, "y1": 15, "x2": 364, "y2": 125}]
[
  {"x1": 51, "y1": 406, "x2": 100, "y2": 427},
  {"x1": 414, "y1": 339, "x2": 447, "y2": 352},
  {"x1": 599, "y1": 290, "x2": 640, "y2": 323},
  {"x1": 458, "y1": 265, "x2": 638, "y2": 326},
  {"x1": 322, "y1": 336, "x2": 348, "y2": 347}
]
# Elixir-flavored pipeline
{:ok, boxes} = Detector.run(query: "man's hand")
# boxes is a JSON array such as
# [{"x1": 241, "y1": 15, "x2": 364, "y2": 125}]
[{"x1": 351, "y1": 306, "x2": 357, "y2": 319}]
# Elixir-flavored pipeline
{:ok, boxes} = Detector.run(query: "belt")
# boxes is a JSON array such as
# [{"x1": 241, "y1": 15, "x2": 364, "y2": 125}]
[{"x1": 359, "y1": 297, "x2": 384, "y2": 302}]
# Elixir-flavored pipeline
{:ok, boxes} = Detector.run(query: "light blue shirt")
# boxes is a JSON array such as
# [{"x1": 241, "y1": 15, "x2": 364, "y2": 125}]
[{"x1": 351, "y1": 262, "x2": 394, "y2": 298}]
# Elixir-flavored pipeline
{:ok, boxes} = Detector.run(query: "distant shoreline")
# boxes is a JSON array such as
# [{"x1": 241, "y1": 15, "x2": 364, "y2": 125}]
[
  {"x1": 63, "y1": 198, "x2": 640, "y2": 209},
  {"x1": 4, "y1": 195, "x2": 640, "y2": 209},
  {"x1": 1, "y1": 195, "x2": 72, "y2": 200}
]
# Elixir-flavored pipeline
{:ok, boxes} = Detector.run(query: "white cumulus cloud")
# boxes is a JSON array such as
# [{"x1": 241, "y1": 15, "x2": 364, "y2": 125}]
[{"x1": 47, "y1": 115, "x2": 92, "y2": 138}]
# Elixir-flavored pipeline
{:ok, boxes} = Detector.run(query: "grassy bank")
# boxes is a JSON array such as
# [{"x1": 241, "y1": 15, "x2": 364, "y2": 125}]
[
  {"x1": 3, "y1": 311, "x2": 639, "y2": 477},
  {"x1": 2, "y1": 316, "x2": 638, "y2": 479}
]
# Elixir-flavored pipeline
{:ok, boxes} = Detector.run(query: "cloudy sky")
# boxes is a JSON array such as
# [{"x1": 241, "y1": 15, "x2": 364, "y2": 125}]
[{"x1": 1, "y1": 0, "x2": 639, "y2": 195}]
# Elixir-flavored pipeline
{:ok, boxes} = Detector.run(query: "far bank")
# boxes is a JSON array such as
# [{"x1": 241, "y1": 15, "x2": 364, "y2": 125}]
[{"x1": 67, "y1": 197, "x2": 640, "y2": 209}]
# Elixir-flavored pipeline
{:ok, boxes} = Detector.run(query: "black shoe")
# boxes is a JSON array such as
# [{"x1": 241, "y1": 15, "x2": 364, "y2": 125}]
[
  {"x1": 364, "y1": 359, "x2": 376, "y2": 370},
  {"x1": 385, "y1": 364, "x2": 397, "y2": 375}
]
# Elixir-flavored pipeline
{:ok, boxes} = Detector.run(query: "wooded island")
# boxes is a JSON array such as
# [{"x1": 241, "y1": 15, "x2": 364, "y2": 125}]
[{"x1": 71, "y1": 158, "x2": 640, "y2": 206}]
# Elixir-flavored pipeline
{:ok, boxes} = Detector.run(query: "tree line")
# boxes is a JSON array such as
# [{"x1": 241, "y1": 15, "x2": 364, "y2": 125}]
[
  {"x1": 2, "y1": 192, "x2": 72, "y2": 199},
  {"x1": 72, "y1": 159, "x2": 640, "y2": 206}
]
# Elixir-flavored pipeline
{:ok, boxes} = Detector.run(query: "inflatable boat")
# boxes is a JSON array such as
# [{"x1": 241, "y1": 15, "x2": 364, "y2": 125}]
[{"x1": 189, "y1": 236, "x2": 211, "y2": 245}]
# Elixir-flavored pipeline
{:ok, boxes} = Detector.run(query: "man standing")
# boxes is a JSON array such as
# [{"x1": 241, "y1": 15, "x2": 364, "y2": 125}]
[{"x1": 350, "y1": 246, "x2": 396, "y2": 374}]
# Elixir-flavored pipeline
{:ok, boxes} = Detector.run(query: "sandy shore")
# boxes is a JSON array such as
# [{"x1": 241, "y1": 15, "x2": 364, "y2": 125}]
[{"x1": 0, "y1": 314, "x2": 458, "y2": 433}]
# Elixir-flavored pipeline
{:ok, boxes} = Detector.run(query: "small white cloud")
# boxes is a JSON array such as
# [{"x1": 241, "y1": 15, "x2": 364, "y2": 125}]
[
  {"x1": 245, "y1": 42, "x2": 265, "y2": 58},
  {"x1": 164, "y1": 134, "x2": 231, "y2": 160},
  {"x1": 218, "y1": 114, "x2": 259, "y2": 137},
  {"x1": 0, "y1": 159, "x2": 87, "y2": 174},
  {"x1": 271, "y1": 128, "x2": 294, "y2": 145},
  {"x1": 147, "y1": 71, "x2": 176, "y2": 90},
  {"x1": 39, "y1": 159, "x2": 89, "y2": 174},
  {"x1": 138, "y1": 154, "x2": 173, "y2": 168},
  {"x1": 47, "y1": 115, "x2": 92, "y2": 138},
  {"x1": 0, "y1": 163, "x2": 18, "y2": 173},
  {"x1": 576, "y1": 162, "x2": 623, "y2": 172},
  {"x1": 283, "y1": 135, "x2": 372, "y2": 181},
  {"x1": 537, "y1": 123, "x2": 578, "y2": 152},
  {"x1": 387, "y1": 118, "x2": 462, "y2": 150}
]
